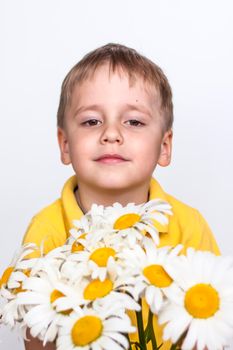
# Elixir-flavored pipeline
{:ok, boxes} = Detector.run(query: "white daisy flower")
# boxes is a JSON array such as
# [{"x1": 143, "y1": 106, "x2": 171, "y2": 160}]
[
  {"x1": 118, "y1": 239, "x2": 182, "y2": 313},
  {"x1": 159, "y1": 248, "x2": 233, "y2": 350},
  {"x1": 0, "y1": 243, "x2": 38, "y2": 291},
  {"x1": 16, "y1": 266, "x2": 72, "y2": 345},
  {"x1": 54, "y1": 264, "x2": 139, "y2": 313},
  {"x1": 68, "y1": 199, "x2": 172, "y2": 252},
  {"x1": 56, "y1": 299, "x2": 136, "y2": 350},
  {"x1": 63, "y1": 242, "x2": 122, "y2": 283},
  {"x1": 103, "y1": 200, "x2": 172, "y2": 247},
  {"x1": 0, "y1": 270, "x2": 31, "y2": 329},
  {"x1": 0, "y1": 244, "x2": 39, "y2": 328}
]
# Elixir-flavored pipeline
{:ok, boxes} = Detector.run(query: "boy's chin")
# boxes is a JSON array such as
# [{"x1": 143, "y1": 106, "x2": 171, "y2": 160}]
[{"x1": 90, "y1": 178, "x2": 144, "y2": 193}]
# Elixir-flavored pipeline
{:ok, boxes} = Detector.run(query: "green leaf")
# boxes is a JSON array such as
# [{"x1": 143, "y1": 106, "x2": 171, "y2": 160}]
[{"x1": 144, "y1": 325, "x2": 151, "y2": 344}]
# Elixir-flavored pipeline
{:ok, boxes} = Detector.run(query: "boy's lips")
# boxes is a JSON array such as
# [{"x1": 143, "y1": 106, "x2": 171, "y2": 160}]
[{"x1": 95, "y1": 154, "x2": 129, "y2": 164}]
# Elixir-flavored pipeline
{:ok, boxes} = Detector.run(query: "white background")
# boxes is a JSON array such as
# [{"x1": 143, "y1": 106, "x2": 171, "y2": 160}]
[{"x1": 0, "y1": 0, "x2": 233, "y2": 349}]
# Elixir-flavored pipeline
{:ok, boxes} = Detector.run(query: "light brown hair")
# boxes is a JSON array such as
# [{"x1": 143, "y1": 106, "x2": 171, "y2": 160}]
[{"x1": 57, "y1": 43, "x2": 173, "y2": 131}]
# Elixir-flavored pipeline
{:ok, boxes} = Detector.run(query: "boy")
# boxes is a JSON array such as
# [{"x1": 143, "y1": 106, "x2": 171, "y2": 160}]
[{"x1": 23, "y1": 43, "x2": 219, "y2": 350}]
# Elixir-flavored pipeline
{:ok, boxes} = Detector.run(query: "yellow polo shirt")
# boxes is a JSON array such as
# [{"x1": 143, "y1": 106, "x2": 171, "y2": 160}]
[{"x1": 23, "y1": 175, "x2": 220, "y2": 349}]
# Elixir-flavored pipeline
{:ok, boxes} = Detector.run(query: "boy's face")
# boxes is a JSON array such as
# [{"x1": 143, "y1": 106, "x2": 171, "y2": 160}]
[{"x1": 58, "y1": 64, "x2": 172, "y2": 193}]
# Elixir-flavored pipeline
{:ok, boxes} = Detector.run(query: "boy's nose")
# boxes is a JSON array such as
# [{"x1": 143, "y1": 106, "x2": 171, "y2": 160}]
[{"x1": 100, "y1": 125, "x2": 123, "y2": 144}]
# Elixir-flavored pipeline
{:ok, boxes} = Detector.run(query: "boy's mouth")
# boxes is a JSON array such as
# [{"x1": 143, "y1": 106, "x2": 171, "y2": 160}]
[{"x1": 95, "y1": 154, "x2": 128, "y2": 164}]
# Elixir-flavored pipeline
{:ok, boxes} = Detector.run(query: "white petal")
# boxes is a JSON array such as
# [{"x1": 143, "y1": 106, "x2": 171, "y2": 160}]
[
  {"x1": 23, "y1": 277, "x2": 50, "y2": 293},
  {"x1": 104, "y1": 318, "x2": 135, "y2": 333},
  {"x1": 145, "y1": 285, "x2": 155, "y2": 306},
  {"x1": 24, "y1": 307, "x2": 54, "y2": 327},
  {"x1": 98, "y1": 335, "x2": 124, "y2": 350},
  {"x1": 43, "y1": 317, "x2": 59, "y2": 344},
  {"x1": 107, "y1": 332, "x2": 128, "y2": 349},
  {"x1": 152, "y1": 288, "x2": 163, "y2": 313},
  {"x1": 17, "y1": 291, "x2": 48, "y2": 305}
]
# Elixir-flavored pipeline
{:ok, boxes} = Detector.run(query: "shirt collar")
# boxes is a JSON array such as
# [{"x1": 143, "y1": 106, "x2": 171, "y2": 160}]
[{"x1": 61, "y1": 175, "x2": 169, "y2": 234}]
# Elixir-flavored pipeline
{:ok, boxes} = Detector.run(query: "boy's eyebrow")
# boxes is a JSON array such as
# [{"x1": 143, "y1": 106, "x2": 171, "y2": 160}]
[
  {"x1": 125, "y1": 103, "x2": 153, "y2": 118},
  {"x1": 73, "y1": 103, "x2": 153, "y2": 118},
  {"x1": 73, "y1": 104, "x2": 102, "y2": 117}
]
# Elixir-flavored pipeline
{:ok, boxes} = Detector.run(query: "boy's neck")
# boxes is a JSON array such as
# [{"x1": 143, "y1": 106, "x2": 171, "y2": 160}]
[{"x1": 74, "y1": 181, "x2": 150, "y2": 214}]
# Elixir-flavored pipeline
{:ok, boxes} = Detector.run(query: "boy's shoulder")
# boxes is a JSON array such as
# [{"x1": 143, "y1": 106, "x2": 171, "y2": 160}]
[
  {"x1": 162, "y1": 192, "x2": 220, "y2": 254},
  {"x1": 25, "y1": 198, "x2": 64, "y2": 230},
  {"x1": 31, "y1": 198, "x2": 63, "y2": 220},
  {"x1": 150, "y1": 178, "x2": 219, "y2": 254},
  {"x1": 23, "y1": 198, "x2": 67, "y2": 254},
  {"x1": 22, "y1": 176, "x2": 82, "y2": 253}
]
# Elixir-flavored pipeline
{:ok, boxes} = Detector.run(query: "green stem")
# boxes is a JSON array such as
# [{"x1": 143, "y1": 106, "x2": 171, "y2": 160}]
[
  {"x1": 136, "y1": 299, "x2": 147, "y2": 350},
  {"x1": 148, "y1": 310, "x2": 157, "y2": 349},
  {"x1": 170, "y1": 344, "x2": 178, "y2": 350}
]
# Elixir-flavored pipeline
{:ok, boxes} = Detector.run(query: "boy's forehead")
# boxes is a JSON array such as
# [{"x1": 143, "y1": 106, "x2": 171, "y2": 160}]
[{"x1": 72, "y1": 63, "x2": 160, "y2": 105}]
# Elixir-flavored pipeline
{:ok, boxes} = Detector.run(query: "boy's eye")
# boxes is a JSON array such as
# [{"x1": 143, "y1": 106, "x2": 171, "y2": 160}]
[
  {"x1": 126, "y1": 119, "x2": 144, "y2": 126},
  {"x1": 81, "y1": 119, "x2": 101, "y2": 126}
]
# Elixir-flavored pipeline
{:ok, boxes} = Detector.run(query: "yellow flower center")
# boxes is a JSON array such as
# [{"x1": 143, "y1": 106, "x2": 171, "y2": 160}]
[
  {"x1": 71, "y1": 315, "x2": 103, "y2": 346},
  {"x1": 184, "y1": 283, "x2": 220, "y2": 318},
  {"x1": 50, "y1": 289, "x2": 72, "y2": 315},
  {"x1": 143, "y1": 264, "x2": 173, "y2": 288},
  {"x1": 72, "y1": 241, "x2": 84, "y2": 253},
  {"x1": 89, "y1": 247, "x2": 116, "y2": 267},
  {"x1": 0, "y1": 266, "x2": 14, "y2": 288},
  {"x1": 114, "y1": 213, "x2": 141, "y2": 230},
  {"x1": 71, "y1": 234, "x2": 86, "y2": 253},
  {"x1": 84, "y1": 279, "x2": 113, "y2": 300}
]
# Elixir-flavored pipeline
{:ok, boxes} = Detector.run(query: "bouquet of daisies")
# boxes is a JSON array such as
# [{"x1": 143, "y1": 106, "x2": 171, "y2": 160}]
[{"x1": 1, "y1": 199, "x2": 233, "y2": 350}]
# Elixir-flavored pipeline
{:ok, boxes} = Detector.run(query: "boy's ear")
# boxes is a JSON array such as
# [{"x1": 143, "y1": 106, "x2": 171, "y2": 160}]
[
  {"x1": 158, "y1": 129, "x2": 173, "y2": 167},
  {"x1": 57, "y1": 127, "x2": 71, "y2": 165}
]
